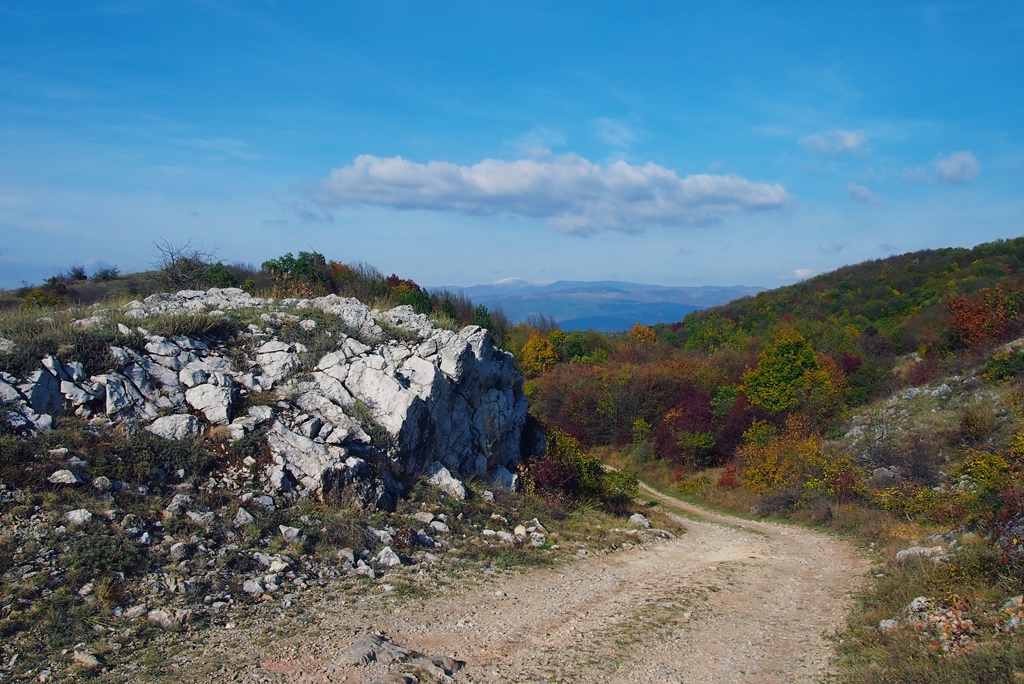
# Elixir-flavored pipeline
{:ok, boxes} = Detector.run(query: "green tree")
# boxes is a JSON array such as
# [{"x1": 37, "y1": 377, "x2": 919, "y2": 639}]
[
  {"x1": 742, "y1": 327, "x2": 820, "y2": 414},
  {"x1": 472, "y1": 304, "x2": 493, "y2": 329}
]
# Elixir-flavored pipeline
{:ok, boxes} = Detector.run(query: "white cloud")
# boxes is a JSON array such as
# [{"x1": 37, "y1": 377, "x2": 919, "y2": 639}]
[
  {"x1": 846, "y1": 183, "x2": 883, "y2": 203},
  {"x1": 312, "y1": 154, "x2": 794, "y2": 235},
  {"x1": 933, "y1": 151, "x2": 980, "y2": 184},
  {"x1": 793, "y1": 268, "x2": 819, "y2": 279},
  {"x1": 594, "y1": 118, "x2": 637, "y2": 149},
  {"x1": 819, "y1": 242, "x2": 848, "y2": 255},
  {"x1": 800, "y1": 129, "x2": 867, "y2": 154},
  {"x1": 903, "y1": 151, "x2": 981, "y2": 185}
]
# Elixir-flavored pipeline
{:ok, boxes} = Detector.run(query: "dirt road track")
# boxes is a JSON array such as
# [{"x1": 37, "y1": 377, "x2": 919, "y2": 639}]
[{"x1": 224, "y1": 482, "x2": 869, "y2": 684}]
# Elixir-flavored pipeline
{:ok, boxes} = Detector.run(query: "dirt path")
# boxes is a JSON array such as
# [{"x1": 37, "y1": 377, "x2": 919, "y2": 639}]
[{"x1": 189, "y1": 485, "x2": 868, "y2": 684}]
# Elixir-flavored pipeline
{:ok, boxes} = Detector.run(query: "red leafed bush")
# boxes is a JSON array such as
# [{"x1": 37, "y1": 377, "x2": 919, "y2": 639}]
[
  {"x1": 529, "y1": 456, "x2": 579, "y2": 496},
  {"x1": 718, "y1": 462, "x2": 740, "y2": 489}
]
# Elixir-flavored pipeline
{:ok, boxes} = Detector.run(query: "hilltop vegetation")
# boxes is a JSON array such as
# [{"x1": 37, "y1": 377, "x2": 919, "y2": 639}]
[{"x1": 520, "y1": 237, "x2": 1024, "y2": 683}]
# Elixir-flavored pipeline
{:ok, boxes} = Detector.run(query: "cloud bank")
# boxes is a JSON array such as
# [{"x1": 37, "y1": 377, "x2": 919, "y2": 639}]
[
  {"x1": 800, "y1": 129, "x2": 867, "y2": 154},
  {"x1": 312, "y1": 154, "x2": 793, "y2": 235}
]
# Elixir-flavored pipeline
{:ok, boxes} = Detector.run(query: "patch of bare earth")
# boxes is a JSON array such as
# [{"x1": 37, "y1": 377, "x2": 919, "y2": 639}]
[{"x1": 177, "y1": 486, "x2": 867, "y2": 684}]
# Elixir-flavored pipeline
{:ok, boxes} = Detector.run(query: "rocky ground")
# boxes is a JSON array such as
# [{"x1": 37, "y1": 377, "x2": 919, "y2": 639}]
[{"x1": 127, "y1": 483, "x2": 867, "y2": 684}]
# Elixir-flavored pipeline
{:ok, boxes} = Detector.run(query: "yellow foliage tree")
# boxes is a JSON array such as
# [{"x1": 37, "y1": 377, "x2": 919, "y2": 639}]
[
  {"x1": 628, "y1": 323, "x2": 659, "y2": 347},
  {"x1": 520, "y1": 333, "x2": 559, "y2": 376},
  {"x1": 737, "y1": 415, "x2": 819, "y2": 494}
]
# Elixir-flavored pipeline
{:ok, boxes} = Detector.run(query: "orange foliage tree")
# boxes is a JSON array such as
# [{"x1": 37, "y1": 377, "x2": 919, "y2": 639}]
[{"x1": 945, "y1": 284, "x2": 1022, "y2": 347}]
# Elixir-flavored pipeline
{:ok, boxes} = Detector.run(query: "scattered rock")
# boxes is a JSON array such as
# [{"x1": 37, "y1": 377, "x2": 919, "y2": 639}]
[
  {"x1": 234, "y1": 507, "x2": 256, "y2": 527},
  {"x1": 48, "y1": 469, "x2": 82, "y2": 485},
  {"x1": 146, "y1": 414, "x2": 203, "y2": 440},
  {"x1": 424, "y1": 462, "x2": 466, "y2": 500},
  {"x1": 72, "y1": 651, "x2": 101, "y2": 670},
  {"x1": 146, "y1": 609, "x2": 176, "y2": 629},
  {"x1": 279, "y1": 525, "x2": 306, "y2": 543},
  {"x1": 374, "y1": 546, "x2": 402, "y2": 567},
  {"x1": 185, "y1": 384, "x2": 233, "y2": 425},
  {"x1": 65, "y1": 509, "x2": 93, "y2": 526},
  {"x1": 336, "y1": 634, "x2": 412, "y2": 666},
  {"x1": 629, "y1": 513, "x2": 651, "y2": 529},
  {"x1": 895, "y1": 546, "x2": 945, "y2": 563},
  {"x1": 123, "y1": 604, "x2": 148, "y2": 620}
]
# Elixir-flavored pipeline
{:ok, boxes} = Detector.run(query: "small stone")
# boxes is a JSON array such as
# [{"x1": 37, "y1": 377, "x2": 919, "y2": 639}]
[
  {"x1": 629, "y1": 513, "x2": 651, "y2": 529},
  {"x1": 374, "y1": 546, "x2": 402, "y2": 567},
  {"x1": 424, "y1": 461, "x2": 466, "y2": 500},
  {"x1": 242, "y1": 579, "x2": 264, "y2": 595},
  {"x1": 48, "y1": 469, "x2": 82, "y2": 485},
  {"x1": 429, "y1": 520, "x2": 450, "y2": 533},
  {"x1": 73, "y1": 651, "x2": 101, "y2": 669},
  {"x1": 186, "y1": 510, "x2": 216, "y2": 526},
  {"x1": 279, "y1": 525, "x2": 306, "y2": 543},
  {"x1": 147, "y1": 609, "x2": 176, "y2": 629},
  {"x1": 234, "y1": 507, "x2": 256, "y2": 528},
  {"x1": 92, "y1": 476, "x2": 113, "y2": 492},
  {"x1": 169, "y1": 542, "x2": 192, "y2": 561},
  {"x1": 879, "y1": 618, "x2": 899, "y2": 633},
  {"x1": 123, "y1": 604, "x2": 148, "y2": 620},
  {"x1": 513, "y1": 524, "x2": 527, "y2": 536},
  {"x1": 65, "y1": 509, "x2": 93, "y2": 526}
]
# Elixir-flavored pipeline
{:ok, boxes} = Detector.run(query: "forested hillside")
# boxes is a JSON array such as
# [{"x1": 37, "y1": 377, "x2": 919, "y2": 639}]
[
  {"x1": 524, "y1": 237, "x2": 1024, "y2": 464},
  {"x1": 522, "y1": 237, "x2": 1024, "y2": 682}
]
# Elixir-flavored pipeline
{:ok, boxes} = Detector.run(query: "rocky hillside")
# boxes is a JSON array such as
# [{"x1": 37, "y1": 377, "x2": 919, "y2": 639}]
[
  {"x1": 2, "y1": 287, "x2": 534, "y2": 509},
  {"x1": 0, "y1": 286, "x2": 610, "y2": 680}
]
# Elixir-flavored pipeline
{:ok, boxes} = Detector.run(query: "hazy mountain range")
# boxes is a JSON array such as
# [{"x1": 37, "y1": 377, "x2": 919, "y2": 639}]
[{"x1": 447, "y1": 279, "x2": 766, "y2": 332}]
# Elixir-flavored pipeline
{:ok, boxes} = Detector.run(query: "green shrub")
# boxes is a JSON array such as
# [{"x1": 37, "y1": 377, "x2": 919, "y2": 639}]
[
  {"x1": 63, "y1": 530, "x2": 145, "y2": 581},
  {"x1": 206, "y1": 262, "x2": 238, "y2": 288}
]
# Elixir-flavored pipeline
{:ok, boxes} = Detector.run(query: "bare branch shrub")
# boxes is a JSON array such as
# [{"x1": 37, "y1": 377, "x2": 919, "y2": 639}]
[{"x1": 153, "y1": 238, "x2": 216, "y2": 291}]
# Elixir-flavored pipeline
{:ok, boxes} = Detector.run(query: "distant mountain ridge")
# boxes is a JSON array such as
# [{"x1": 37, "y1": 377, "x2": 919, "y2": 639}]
[{"x1": 440, "y1": 280, "x2": 766, "y2": 332}]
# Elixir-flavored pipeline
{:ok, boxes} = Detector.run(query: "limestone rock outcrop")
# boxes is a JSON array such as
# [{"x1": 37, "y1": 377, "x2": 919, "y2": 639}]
[{"x1": 0, "y1": 287, "x2": 535, "y2": 511}]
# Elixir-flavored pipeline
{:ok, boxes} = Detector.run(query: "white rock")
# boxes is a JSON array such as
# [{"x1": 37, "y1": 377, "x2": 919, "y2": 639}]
[
  {"x1": 65, "y1": 509, "x2": 93, "y2": 526},
  {"x1": 424, "y1": 462, "x2": 467, "y2": 500},
  {"x1": 123, "y1": 604, "x2": 148, "y2": 620},
  {"x1": 374, "y1": 546, "x2": 402, "y2": 567},
  {"x1": 492, "y1": 465, "x2": 519, "y2": 491},
  {"x1": 256, "y1": 341, "x2": 301, "y2": 382},
  {"x1": 234, "y1": 507, "x2": 256, "y2": 527},
  {"x1": 48, "y1": 469, "x2": 82, "y2": 485},
  {"x1": 18, "y1": 369, "x2": 64, "y2": 416},
  {"x1": 279, "y1": 525, "x2": 306, "y2": 543},
  {"x1": 146, "y1": 609, "x2": 176, "y2": 629},
  {"x1": 242, "y1": 579, "x2": 264, "y2": 595},
  {"x1": 629, "y1": 513, "x2": 651, "y2": 529},
  {"x1": 178, "y1": 362, "x2": 209, "y2": 388},
  {"x1": 895, "y1": 546, "x2": 945, "y2": 563},
  {"x1": 185, "y1": 384, "x2": 233, "y2": 425},
  {"x1": 186, "y1": 510, "x2": 216, "y2": 526},
  {"x1": 429, "y1": 520, "x2": 450, "y2": 533},
  {"x1": 146, "y1": 414, "x2": 203, "y2": 440}
]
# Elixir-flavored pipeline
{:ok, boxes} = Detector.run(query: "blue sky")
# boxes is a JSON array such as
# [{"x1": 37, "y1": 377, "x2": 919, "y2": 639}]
[{"x1": 1, "y1": 1, "x2": 1022, "y2": 289}]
